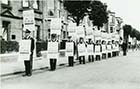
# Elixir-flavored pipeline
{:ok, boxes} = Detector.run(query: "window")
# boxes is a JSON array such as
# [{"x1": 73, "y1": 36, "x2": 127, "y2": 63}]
[
  {"x1": 33, "y1": 0, "x2": 39, "y2": 9},
  {"x1": 11, "y1": 35, "x2": 16, "y2": 40},
  {"x1": 2, "y1": 21, "x2": 11, "y2": 41},
  {"x1": 48, "y1": 0, "x2": 55, "y2": 16},
  {"x1": 2, "y1": 0, "x2": 9, "y2": 5},
  {"x1": 22, "y1": 0, "x2": 29, "y2": 7},
  {"x1": 36, "y1": 25, "x2": 40, "y2": 41},
  {"x1": 110, "y1": 27, "x2": 113, "y2": 33}
]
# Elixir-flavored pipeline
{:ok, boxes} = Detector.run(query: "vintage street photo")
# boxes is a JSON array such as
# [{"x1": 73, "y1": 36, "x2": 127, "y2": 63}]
[{"x1": 0, "y1": 0, "x2": 140, "y2": 89}]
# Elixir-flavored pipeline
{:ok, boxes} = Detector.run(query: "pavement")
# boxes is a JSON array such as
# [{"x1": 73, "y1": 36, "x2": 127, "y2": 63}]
[
  {"x1": 1, "y1": 50, "x2": 140, "y2": 89},
  {"x1": 0, "y1": 51, "x2": 69, "y2": 77}
]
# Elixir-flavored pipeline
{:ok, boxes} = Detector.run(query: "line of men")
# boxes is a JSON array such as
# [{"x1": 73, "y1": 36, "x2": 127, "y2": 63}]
[
  {"x1": 22, "y1": 29, "x2": 120, "y2": 77},
  {"x1": 47, "y1": 34, "x2": 120, "y2": 71}
]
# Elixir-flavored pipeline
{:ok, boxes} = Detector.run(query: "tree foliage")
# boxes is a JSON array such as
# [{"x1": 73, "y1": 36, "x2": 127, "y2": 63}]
[
  {"x1": 88, "y1": 0, "x2": 108, "y2": 30},
  {"x1": 64, "y1": 0, "x2": 90, "y2": 26},
  {"x1": 130, "y1": 28, "x2": 136, "y2": 38},
  {"x1": 123, "y1": 24, "x2": 132, "y2": 37},
  {"x1": 130, "y1": 28, "x2": 140, "y2": 41}
]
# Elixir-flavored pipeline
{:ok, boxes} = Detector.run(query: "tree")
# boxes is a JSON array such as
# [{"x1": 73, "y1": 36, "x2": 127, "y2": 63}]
[
  {"x1": 64, "y1": 0, "x2": 90, "y2": 26},
  {"x1": 134, "y1": 30, "x2": 140, "y2": 41},
  {"x1": 123, "y1": 24, "x2": 132, "y2": 42},
  {"x1": 130, "y1": 28, "x2": 136, "y2": 38},
  {"x1": 88, "y1": 0, "x2": 108, "y2": 30}
]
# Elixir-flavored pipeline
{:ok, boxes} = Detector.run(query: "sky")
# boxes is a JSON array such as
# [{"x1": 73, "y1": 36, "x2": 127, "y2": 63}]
[{"x1": 101, "y1": 0, "x2": 140, "y2": 31}]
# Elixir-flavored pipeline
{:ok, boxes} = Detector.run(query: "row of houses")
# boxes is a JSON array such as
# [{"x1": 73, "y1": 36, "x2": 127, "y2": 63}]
[{"x1": 0, "y1": 0, "x2": 123, "y2": 43}]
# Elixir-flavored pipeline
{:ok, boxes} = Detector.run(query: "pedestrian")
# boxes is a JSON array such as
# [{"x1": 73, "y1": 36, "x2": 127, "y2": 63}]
[
  {"x1": 48, "y1": 34, "x2": 59, "y2": 71},
  {"x1": 122, "y1": 40, "x2": 128, "y2": 56},
  {"x1": 23, "y1": 29, "x2": 35, "y2": 77},
  {"x1": 66, "y1": 36, "x2": 75, "y2": 66}
]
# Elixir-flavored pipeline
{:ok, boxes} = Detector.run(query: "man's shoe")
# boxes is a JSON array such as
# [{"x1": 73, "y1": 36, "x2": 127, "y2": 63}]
[
  {"x1": 22, "y1": 74, "x2": 27, "y2": 77},
  {"x1": 27, "y1": 74, "x2": 32, "y2": 76}
]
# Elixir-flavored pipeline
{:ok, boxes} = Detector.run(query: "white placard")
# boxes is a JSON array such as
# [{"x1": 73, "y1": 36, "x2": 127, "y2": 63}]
[
  {"x1": 107, "y1": 45, "x2": 112, "y2": 51},
  {"x1": 50, "y1": 18, "x2": 61, "y2": 35},
  {"x1": 102, "y1": 45, "x2": 106, "y2": 53},
  {"x1": 68, "y1": 23, "x2": 76, "y2": 39},
  {"x1": 76, "y1": 26, "x2": 85, "y2": 38},
  {"x1": 87, "y1": 44, "x2": 94, "y2": 55},
  {"x1": 18, "y1": 40, "x2": 31, "y2": 61},
  {"x1": 66, "y1": 42, "x2": 74, "y2": 56},
  {"x1": 115, "y1": 44, "x2": 119, "y2": 51},
  {"x1": 23, "y1": 9, "x2": 35, "y2": 31},
  {"x1": 95, "y1": 45, "x2": 101, "y2": 53},
  {"x1": 112, "y1": 44, "x2": 116, "y2": 51},
  {"x1": 47, "y1": 42, "x2": 59, "y2": 59},
  {"x1": 78, "y1": 44, "x2": 86, "y2": 56},
  {"x1": 86, "y1": 27, "x2": 93, "y2": 39}
]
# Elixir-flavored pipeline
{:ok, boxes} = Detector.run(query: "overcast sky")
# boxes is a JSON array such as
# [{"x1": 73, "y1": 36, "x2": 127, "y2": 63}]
[{"x1": 101, "y1": 0, "x2": 140, "y2": 31}]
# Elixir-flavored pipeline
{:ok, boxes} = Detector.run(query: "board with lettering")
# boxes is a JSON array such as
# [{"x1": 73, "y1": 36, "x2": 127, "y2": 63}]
[
  {"x1": 78, "y1": 44, "x2": 86, "y2": 56},
  {"x1": 18, "y1": 40, "x2": 31, "y2": 61},
  {"x1": 87, "y1": 44, "x2": 94, "y2": 55},
  {"x1": 95, "y1": 45, "x2": 101, "y2": 53},
  {"x1": 66, "y1": 42, "x2": 74, "y2": 56},
  {"x1": 47, "y1": 42, "x2": 59, "y2": 59}
]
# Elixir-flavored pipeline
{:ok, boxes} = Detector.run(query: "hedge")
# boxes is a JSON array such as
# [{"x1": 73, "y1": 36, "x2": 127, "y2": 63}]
[
  {"x1": 36, "y1": 41, "x2": 47, "y2": 57},
  {"x1": 0, "y1": 40, "x2": 19, "y2": 54}
]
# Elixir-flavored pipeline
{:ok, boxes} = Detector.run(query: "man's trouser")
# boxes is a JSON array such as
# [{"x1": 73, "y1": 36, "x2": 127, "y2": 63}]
[
  {"x1": 123, "y1": 50, "x2": 127, "y2": 56},
  {"x1": 96, "y1": 55, "x2": 101, "y2": 61},
  {"x1": 50, "y1": 59, "x2": 57, "y2": 70},
  {"x1": 79, "y1": 56, "x2": 85, "y2": 64},
  {"x1": 102, "y1": 53, "x2": 106, "y2": 59},
  {"x1": 68, "y1": 56, "x2": 74, "y2": 66},
  {"x1": 88, "y1": 55, "x2": 94, "y2": 62},
  {"x1": 24, "y1": 53, "x2": 33, "y2": 75}
]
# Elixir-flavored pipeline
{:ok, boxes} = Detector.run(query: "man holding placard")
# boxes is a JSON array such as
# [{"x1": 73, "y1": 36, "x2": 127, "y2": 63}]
[
  {"x1": 112, "y1": 40, "x2": 116, "y2": 57},
  {"x1": 107, "y1": 41, "x2": 112, "y2": 58},
  {"x1": 101, "y1": 40, "x2": 107, "y2": 59},
  {"x1": 77, "y1": 37, "x2": 86, "y2": 64},
  {"x1": 86, "y1": 39, "x2": 94, "y2": 62},
  {"x1": 66, "y1": 36, "x2": 75, "y2": 66},
  {"x1": 21, "y1": 29, "x2": 35, "y2": 77},
  {"x1": 95, "y1": 40, "x2": 102, "y2": 61},
  {"x1": 48, "y1": 34, "x2": 59, "y2": 71}
]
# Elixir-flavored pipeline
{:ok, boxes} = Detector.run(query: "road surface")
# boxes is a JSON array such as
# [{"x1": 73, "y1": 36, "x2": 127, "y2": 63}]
[{"x1": 1, "y1": 51, "x2": 140, "y2": 89}]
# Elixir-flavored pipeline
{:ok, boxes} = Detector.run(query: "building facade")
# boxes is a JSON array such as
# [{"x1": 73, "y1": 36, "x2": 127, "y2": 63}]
[{"x1": 0, "y1": 0, "x2": 67, "y2": 42}]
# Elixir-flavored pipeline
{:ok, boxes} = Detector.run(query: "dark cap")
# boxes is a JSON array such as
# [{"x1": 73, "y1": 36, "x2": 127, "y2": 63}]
[
  {"x1": 51, "y1": 34, "x2": 56, "y2": 38},
  {"x1": 68, "y1": 36, "x2": 72, "y2": 39},
  {"x1": 25, "y1": 29, "x2": 31, "y2": 33}
]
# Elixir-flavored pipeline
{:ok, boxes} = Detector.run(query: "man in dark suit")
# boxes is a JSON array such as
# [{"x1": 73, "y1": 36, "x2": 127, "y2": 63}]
[{"x1": 23, "y1": 29, "x2": 35, "y2": 77}]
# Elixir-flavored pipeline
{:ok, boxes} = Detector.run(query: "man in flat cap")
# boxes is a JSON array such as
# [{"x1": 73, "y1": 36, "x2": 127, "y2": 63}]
[
  {"x1": 48, "y1": 34, "x2": 59, "y2": 71},
  {"x1": 66, "y1": 36, "x2": 75, "y2": 66},
  {"x1": 23, "y1": 29, "x2": 35, "y2": 76}
]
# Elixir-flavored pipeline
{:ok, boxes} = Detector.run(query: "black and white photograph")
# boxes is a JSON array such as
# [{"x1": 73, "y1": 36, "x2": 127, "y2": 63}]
[{"x1": 0, "y1": 0, "x2": 140, "y2": 89}]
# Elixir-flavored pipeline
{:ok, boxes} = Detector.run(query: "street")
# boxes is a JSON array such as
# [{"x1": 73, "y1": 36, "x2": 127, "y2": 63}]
[{"x1": 1, "y1": 51, "x2": 140, "y2": 89}]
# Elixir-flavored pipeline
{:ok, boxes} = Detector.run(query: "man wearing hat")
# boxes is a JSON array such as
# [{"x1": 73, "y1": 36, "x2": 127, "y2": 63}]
[
  {"x1": 23, "y1": 29, "x2": 35, "y2": 76},
  {"x1": 66, "y1": 36, "x2": 75, "y2": 66},
  {"x1": 77, "y1": 37, "x2": 86, "y2": 64},
  {"x1": 86, "y1": 39, "x2": 94, "y2": 62},
  {"x1": 48, "y1": 34, "x2": 59, "y2": 71}
]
